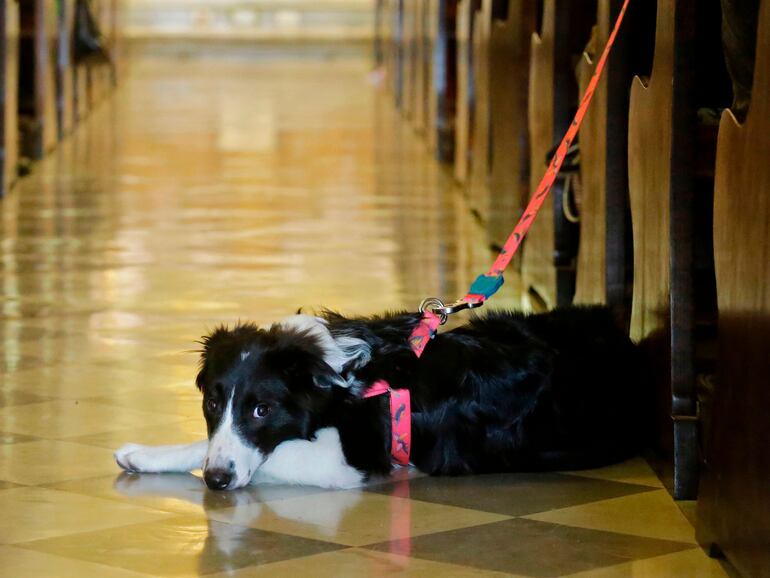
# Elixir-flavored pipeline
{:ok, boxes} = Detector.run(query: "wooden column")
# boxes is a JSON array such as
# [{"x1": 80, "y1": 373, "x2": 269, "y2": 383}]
[{"x1": 628, "y1": 0, "x2": 699, "y2": 499}]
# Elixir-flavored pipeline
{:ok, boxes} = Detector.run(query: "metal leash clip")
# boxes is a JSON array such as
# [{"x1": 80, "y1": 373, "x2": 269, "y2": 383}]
[{"x1": 419, "y1": 297, "x2": 484, "y2": 325}]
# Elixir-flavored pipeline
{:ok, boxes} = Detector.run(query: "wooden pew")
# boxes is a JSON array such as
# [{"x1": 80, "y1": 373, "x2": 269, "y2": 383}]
[
  {"x1": 627, "y1": 0, "x2": 699, "y2": 499},
  {"x1": 384, "y1": 0, "x2": 404, "y2": 109},
  {"x1": 486, "y1": 1, "x2": 536, "y2": 253},
  {"x1": 89, "y1": 0, "x2": 112, "y2": 105},
  {"x1": 426, "y1": 0, "x2": 457, "y2": 163},
  {"x1": 400, "y1": 0, "x2": 416, "y2": 119},
  {"x1": 1, "y1": 0, "x2": 19, "y2": 197},
  {"x1": 573, "y1": 0, "x2": 654, "y2": 325},
  {"x1": 18, "y1": 0, "x2": 58, "y2": 160},
  {"x1": 466, "y1": 1, "x2": 492, "y2": 220},
  {"x1": 453, "y1": 0, "x2": 480, "y2": 183},
  {"x1": 697, "y1": 1, "x2": 770, "y2": 573},
  {"x1": 411, "y1": 0, "x2": 431, "y2": 133},
  {"x1": 522, "y1": 0, "x2": 594, "y2": 310}
]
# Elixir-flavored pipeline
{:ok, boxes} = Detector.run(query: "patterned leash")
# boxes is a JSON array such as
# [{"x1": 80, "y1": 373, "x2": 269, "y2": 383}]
[{"x1": 409, "y1": 0, "x2": 632, "y2": 357}]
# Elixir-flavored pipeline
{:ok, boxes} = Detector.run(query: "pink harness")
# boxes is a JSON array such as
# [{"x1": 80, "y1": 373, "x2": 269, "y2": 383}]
[{"x1": 363, "y1": 379, "x2": 411, "y2": 466}]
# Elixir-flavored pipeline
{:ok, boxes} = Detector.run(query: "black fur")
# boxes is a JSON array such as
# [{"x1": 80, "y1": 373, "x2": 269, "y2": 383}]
[{"x1": 195, "y1": 306, "x2": 649, "y2": 480}]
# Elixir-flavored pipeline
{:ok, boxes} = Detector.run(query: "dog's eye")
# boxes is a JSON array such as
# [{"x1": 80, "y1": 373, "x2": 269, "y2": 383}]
[
  {"x1": 254, "y1": 403, "x2": 270, "y2": 418},
  {"x1": 206, "y1": 398, "x2": 219, "y2": 413}
]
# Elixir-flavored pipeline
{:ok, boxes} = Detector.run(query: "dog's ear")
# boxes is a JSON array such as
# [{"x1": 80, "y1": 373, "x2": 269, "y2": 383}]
[
  {"x1": 265, "y1": 343, "x2": 346, "y2": 390},
  {"x1": 195, "y1": 323, "x2": 261, "y2": 391},
  {"x1": 310, "y1": 359, "x2": 347, "y2": 390}
]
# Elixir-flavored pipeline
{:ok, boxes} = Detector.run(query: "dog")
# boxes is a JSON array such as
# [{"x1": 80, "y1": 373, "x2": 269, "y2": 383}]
[{"x1": 115, "y1": 305, "x2": 649, "y2": 491}]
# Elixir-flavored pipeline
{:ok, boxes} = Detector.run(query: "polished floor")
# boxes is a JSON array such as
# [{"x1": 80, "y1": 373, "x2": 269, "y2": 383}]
[{"x1": 0, "y1": 49, "x2": 730, "y2": 577}]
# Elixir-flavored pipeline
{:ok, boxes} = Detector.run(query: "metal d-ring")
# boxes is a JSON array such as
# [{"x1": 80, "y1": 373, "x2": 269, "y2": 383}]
[{"x1": 419, "y1": 297, "x2": 449, "y2": 325}]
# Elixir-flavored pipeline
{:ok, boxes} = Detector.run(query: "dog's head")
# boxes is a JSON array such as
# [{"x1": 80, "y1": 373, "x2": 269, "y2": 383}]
[{"x1": 195, "y1": 315, "x2": 370, "y2": 490}]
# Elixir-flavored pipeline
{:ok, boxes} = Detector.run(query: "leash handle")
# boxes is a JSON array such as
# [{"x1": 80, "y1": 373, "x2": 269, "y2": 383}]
[{"x1": 410, "y1": 0, "x2": 632, "y2": 356}]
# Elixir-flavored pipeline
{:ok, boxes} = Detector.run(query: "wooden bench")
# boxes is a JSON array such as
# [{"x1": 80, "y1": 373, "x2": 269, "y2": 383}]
[
  {"x1": 383, "y1": 0, "x2": 404, "y2": 110},
  {"x1": 464, "y1": 1, "x2": 490, "y2": 226},
  {"x1": 400, "y1": 0, "x2": 431, "y2": 132},
  {"x1": 697, "y1": 0, "x2": 770, "y2": 573},
  {"x1": 522, "y1": 0, "x2": 594, "y2": 310},
  {"x1": 1, "y1": 0, "x2": 19, "y2": 197},
  {"x1": 628, "y1": 0, "x2": 731, "y2": 500},
  {"x1": 486, "y1": 1, "x2": 536, "y2": 253},
  {"x1": 573, "y1": 0, "x2": 655, "y2": 325},
  {"x1": 453, "y1": 0, "x2": 480, "y2": 183}
]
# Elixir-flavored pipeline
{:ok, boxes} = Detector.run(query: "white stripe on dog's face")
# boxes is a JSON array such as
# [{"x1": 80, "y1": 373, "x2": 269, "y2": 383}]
[{"x1": 204, "y1": 392, "x2": 263, "y2": 489}]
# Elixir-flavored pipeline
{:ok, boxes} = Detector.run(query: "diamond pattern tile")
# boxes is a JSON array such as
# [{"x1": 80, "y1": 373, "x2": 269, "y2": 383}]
[
  {"x1": 0, "y1": 400, "x2": 186, "y2": 439},
  {"x1": 206, "y1": 489, "x2": 510, "y2": 546},
  {"x1": 19, "y1": 515, "x2": 344, "y2": 577},
  {"x1": 366, "y1": 518, "x2": 695, "y2": 578},
  {"x1": 0, "y1": 545, "x2": 153, "y2": 578},
  {"x1": 561, "y1": 456, "x2": 665, "y2": 488},
  {"x1": 206, "y1": 547, "x2": 524, "y2": 577},
  {"x1": 561, "y1": 549, "x2": 731, "y2": 578},
  {"x1": 0, "y1": 388, "x2": 50, "y2": 408},
  {"x1": 0, "y1": 431, "x2": 39, "y2": 445},
  {"x1": 0, "y1": 440, "x2": 119, "y2": 485},
  {"x1": 367, "y1": 471, "x2": 656, "y2": 516},
  {"x1": 0, "y1": 487, "x2": 172, "y2": 544},
  {"x1": 66, "y1": 419, "x2": 207, "y2": 450},
  {"x1": 523, "y1": 489, "x2": 698, "y2": 543}
]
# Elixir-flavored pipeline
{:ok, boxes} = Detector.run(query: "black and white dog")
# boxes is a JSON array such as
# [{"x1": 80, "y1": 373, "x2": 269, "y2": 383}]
[{"x1": 115, "y1": 306, "x2": 649, "y2": 490}]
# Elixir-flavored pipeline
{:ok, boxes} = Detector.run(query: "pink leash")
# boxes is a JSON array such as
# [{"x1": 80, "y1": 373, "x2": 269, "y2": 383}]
[{"x1": 409, "y1": 0, "x2": 632, "y2": 358}]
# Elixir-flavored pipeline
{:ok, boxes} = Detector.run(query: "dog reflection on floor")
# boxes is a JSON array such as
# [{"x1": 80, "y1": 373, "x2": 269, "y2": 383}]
[{"x1": 113, "y1": 470, "x2": 415, "y2": 567}]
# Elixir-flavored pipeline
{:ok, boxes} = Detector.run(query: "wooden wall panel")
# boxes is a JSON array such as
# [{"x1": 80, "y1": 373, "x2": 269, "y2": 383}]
[
  {"x1": 1, "y1": 0, "x2": 19, "y2": 197},
  {"x1": 697, "y1": 1, "x2": 770, "y2": 573}
]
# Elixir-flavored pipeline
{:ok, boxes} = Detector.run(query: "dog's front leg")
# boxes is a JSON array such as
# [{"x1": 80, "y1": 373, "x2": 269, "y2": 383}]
[
  {"x1": 257, "y1": 427, "x2": 365, "y2": 489},
  {"x1": 115, "y1": 440, "x2": 208, "y2": 473}
]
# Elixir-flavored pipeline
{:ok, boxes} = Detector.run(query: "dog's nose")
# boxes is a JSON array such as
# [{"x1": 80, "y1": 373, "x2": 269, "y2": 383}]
[{"x1": 204, "y1": 469, "x2": 232, "y2": 490}]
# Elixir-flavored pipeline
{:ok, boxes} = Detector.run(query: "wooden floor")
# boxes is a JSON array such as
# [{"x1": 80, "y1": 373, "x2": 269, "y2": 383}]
[{"x1": 0, "y1": 48, "x2": 732, "y2": 577}]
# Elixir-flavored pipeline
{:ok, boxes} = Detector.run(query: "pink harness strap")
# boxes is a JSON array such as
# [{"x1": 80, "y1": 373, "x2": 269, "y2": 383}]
[{"x1": 363, "y1": 379, "x2": 411, "y2": 466}]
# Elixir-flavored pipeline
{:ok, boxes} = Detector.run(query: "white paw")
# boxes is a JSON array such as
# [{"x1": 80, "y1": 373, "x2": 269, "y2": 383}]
[
  {"x1": 114, "y1": 443, "x2": 152, "y2": 472},
  {"x1": 321, "y1": 466, "x2": 365, "y2": 489}
]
